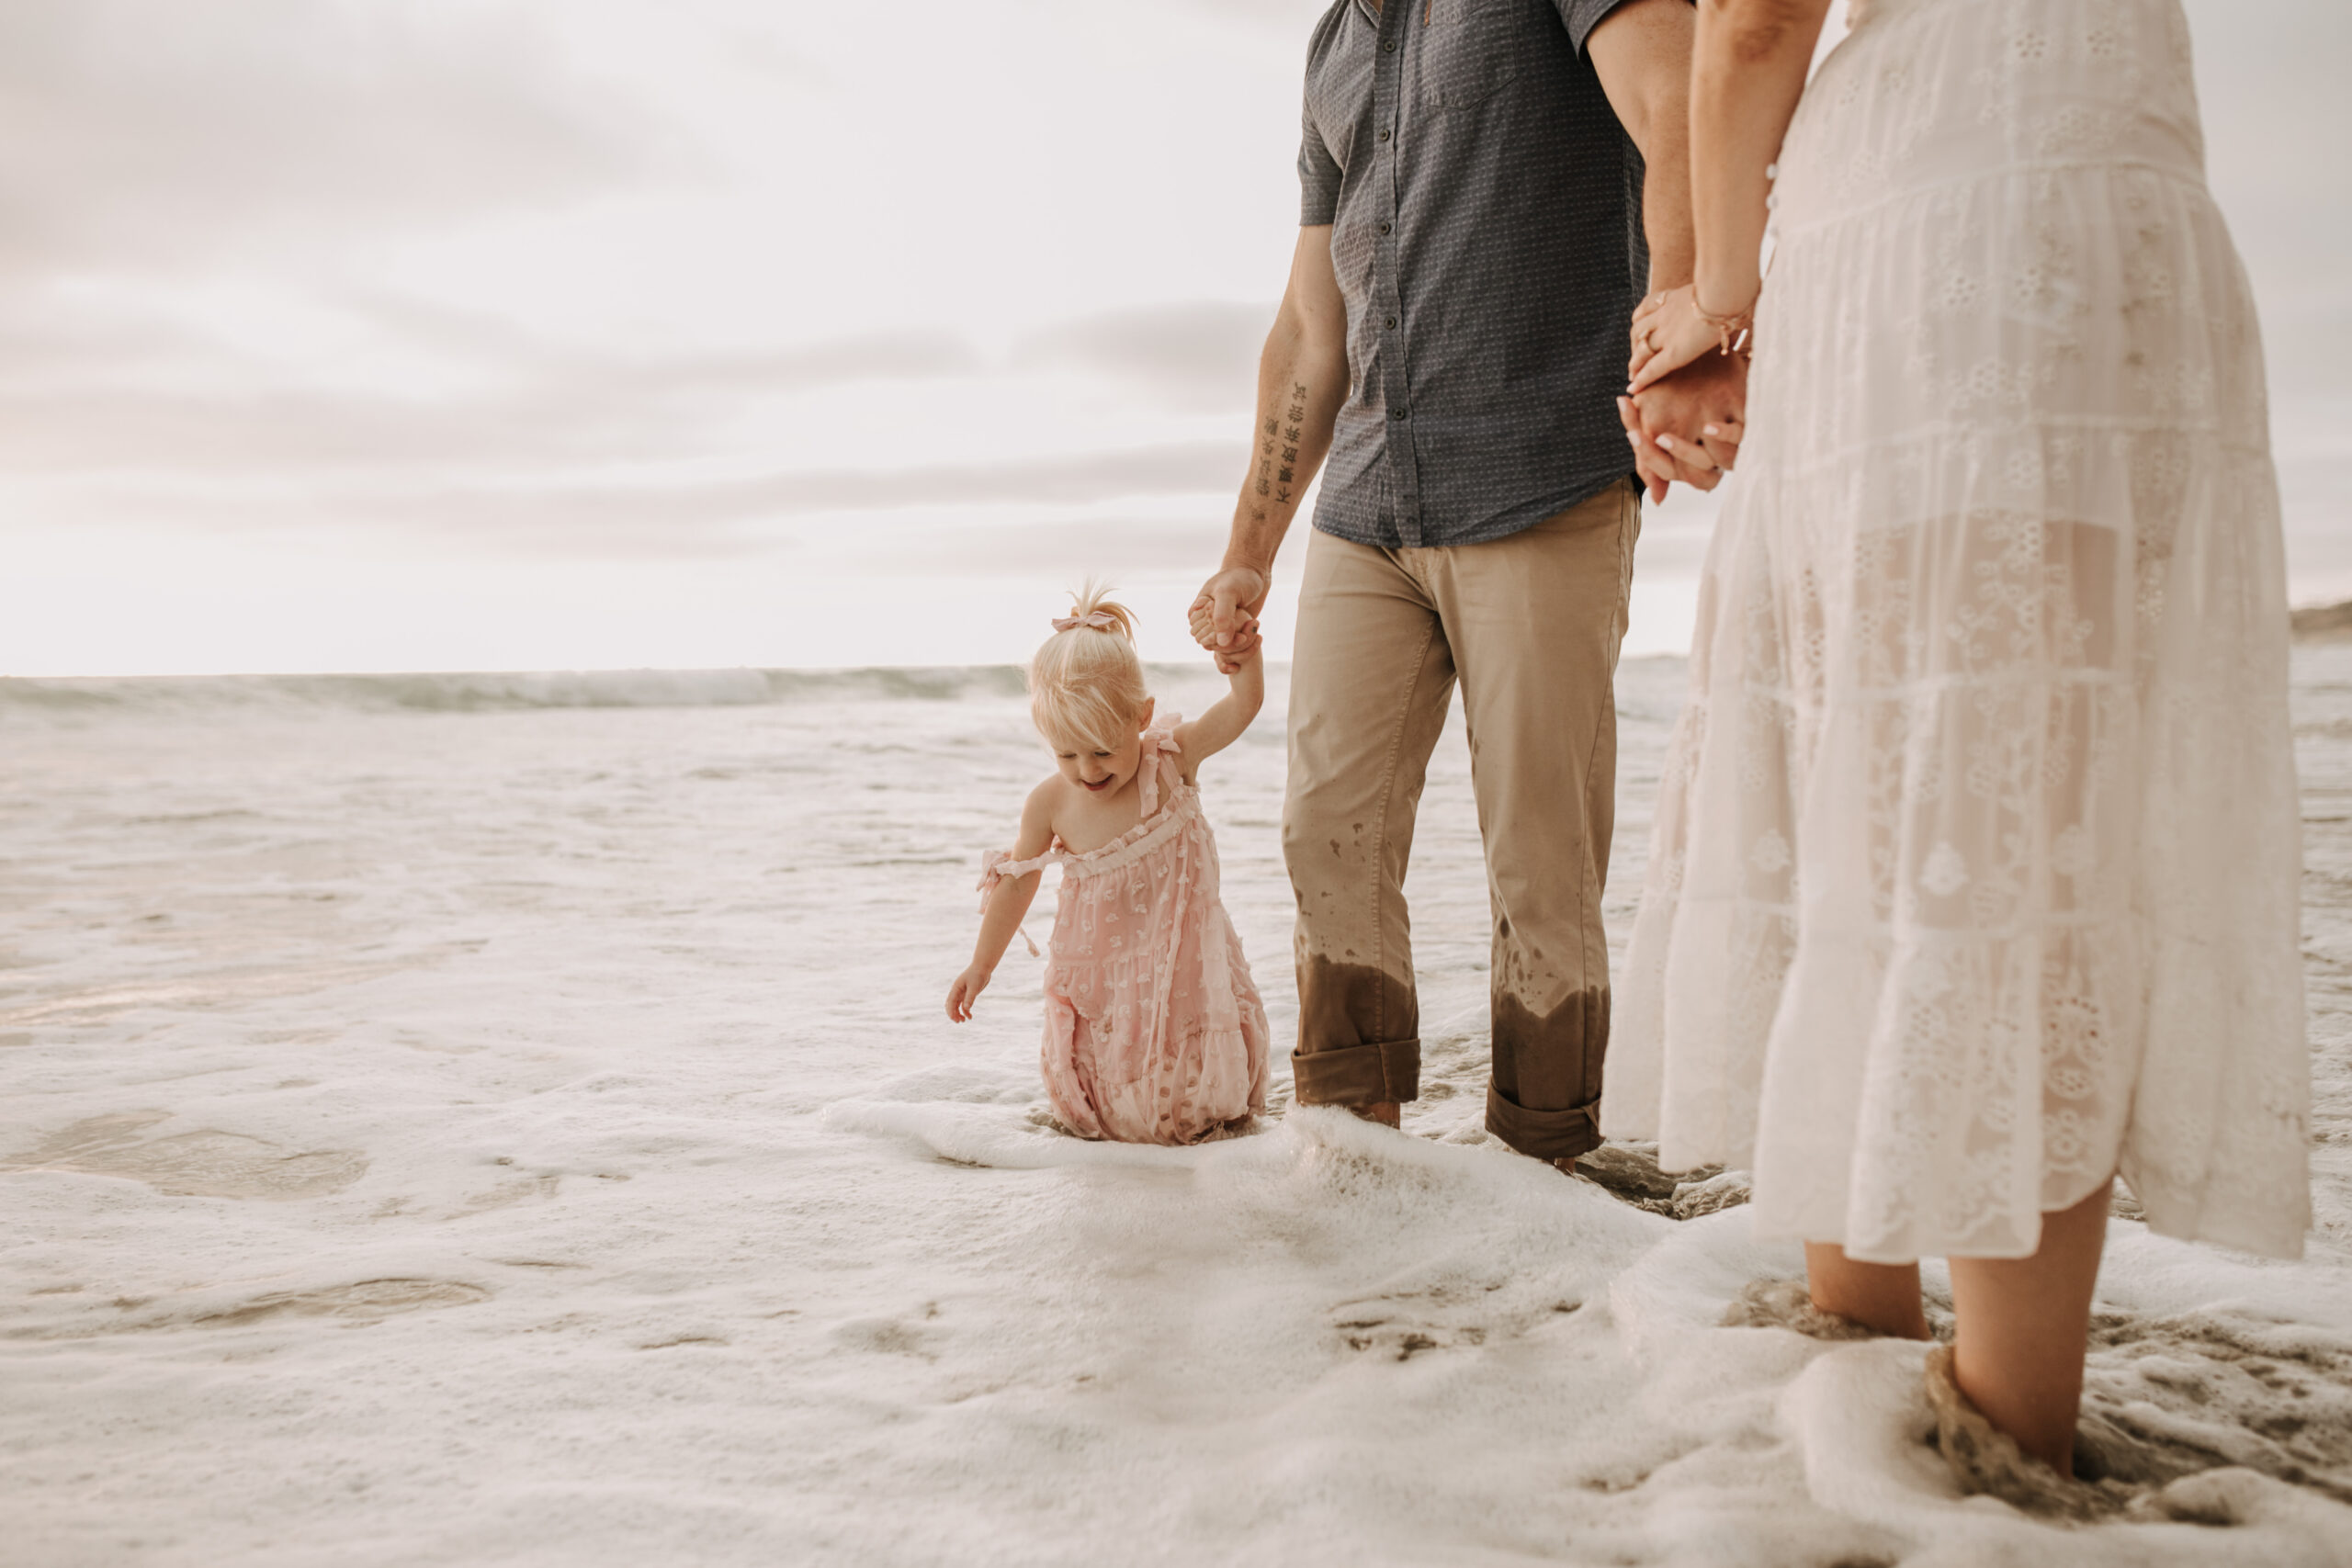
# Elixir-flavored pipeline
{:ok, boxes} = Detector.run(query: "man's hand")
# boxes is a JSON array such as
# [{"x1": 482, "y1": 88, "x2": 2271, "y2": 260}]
[
  {"x1": 1621, "y1": 351, "x2": 1747, "y2": 498},
  {"x1": 1188, "y1": 565, "x2": 1270, "y2": 673}
]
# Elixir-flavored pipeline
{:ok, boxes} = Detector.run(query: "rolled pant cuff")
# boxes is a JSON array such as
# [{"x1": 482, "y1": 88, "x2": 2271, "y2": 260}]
[
  {"x1": 1485, "y1": 1083, "x2": 1601, "y2": 1161},
  {"x1": 1291, "y1": 1038, "x2": 1421, "y2": 1107}
]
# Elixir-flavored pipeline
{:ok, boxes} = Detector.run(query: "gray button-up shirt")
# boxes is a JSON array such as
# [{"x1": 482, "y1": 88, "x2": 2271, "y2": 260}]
[{"x1": 1300, "y1": 0, "x2": 1645, "y2": 549}]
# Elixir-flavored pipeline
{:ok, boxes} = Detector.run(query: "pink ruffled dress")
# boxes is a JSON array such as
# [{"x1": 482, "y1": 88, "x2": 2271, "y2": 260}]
[{"x1": 980, "y1": 720, "x2": 1270, "y2": 1145}]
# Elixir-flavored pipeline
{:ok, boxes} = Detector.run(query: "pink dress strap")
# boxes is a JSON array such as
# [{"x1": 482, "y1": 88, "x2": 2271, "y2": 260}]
[
  {"x1": 1136, "y1": 716, "x2": 1184, "y2": 819},
  {"x1": 978, "y1": 847, "x2": 1058, "y2": 956}
]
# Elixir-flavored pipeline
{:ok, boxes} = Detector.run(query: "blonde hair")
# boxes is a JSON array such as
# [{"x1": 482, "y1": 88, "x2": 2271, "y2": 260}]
[{"x1": 1028, "y1": 581, "x2": 1150, "y2": 753}]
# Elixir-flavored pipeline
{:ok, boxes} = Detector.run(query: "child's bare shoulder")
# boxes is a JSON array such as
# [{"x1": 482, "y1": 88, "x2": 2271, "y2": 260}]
[{"x1": 1022, "y1": 776, "x2": 1065, "y2": 834}]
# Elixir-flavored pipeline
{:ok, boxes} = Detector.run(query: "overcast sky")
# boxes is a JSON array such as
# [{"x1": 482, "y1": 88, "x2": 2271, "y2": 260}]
[{"x1": 2, "y1": 0, "x2": 2344, "y2": 676}]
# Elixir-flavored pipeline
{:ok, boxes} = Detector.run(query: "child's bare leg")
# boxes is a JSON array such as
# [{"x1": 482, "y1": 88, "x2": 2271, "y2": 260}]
[
  {"x1": 1945, "y1": 1179, "x2": 2110, "y2": 1475},
  {"x1": 1804, "y1": 1243, "x2": 1930, "y2": 1339}
]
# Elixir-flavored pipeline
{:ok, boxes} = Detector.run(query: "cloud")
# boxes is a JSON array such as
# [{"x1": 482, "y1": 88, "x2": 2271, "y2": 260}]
[
  {"x1": 0, "y1": 0, "x2": 662, "y2": 276},
  {"x1": 718, "y1": 443, "x2": 1239, "y2": 519},
  {"x1": 2174, "y1": 1, "x2": 2352, "y2": 396},
  {"x1": 866, "y1": 517, "x2": 1238, "y2": 577},
  {"x1": 1167, "y1": 0, "x2": 1334, "y2": 35},
  {"x1": 0, "y1": 288, "x2": 983, "y2": 478},
  {"x1": 347, "y1": 290, "x2": 983, "y2": 395},
  {"x1": 8, "y1": 0, "x2": 2336, "y2": 607},
  {"x1": 1015, "y1": 302, "x2": 1273, "y2": 412},
  {"x1": 0, "y1": 267, "x2": 1243, "y2": 565},
  {"x1": 9, "y1": 437, "x2": 1245, "y2": 560}
]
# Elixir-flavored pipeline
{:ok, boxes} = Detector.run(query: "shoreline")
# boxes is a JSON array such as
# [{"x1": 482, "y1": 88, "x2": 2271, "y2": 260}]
[{"x1": 2295, "y1": 599, "x2": 2352, "y2": 642}]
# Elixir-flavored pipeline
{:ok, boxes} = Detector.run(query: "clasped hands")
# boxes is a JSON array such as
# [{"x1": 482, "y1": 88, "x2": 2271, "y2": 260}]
[
  {"x1": 1185, "y1": 288, "x2": 1747, "y2": 660},
  {"x1": 1620, "y1": 285, "x2": 1750, "y2": 503},
  {"x1": 1187, "y1": 564, "x2": 1268, "y2": 672}
]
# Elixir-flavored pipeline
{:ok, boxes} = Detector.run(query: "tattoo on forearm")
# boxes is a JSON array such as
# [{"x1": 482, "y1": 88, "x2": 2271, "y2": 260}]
[
  {"x1": 1276, "y1": 383, "x2": 1309, "y2": 501},
  {"x1": 1254, "y1": 383, "x2": 1315, "y2": 509}
]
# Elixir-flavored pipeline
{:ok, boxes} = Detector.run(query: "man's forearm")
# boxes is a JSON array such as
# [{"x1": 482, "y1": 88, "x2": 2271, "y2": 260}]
[
  {"x1": 1225, "y1": 312, "x2": 1346, "y2": 578},
  {"x1": 1587, "y1": 0, "x2": 1699, "y2": 294},
  {"x1": 1639, "y1": 109, "x2": 1696, "y2": 293}
]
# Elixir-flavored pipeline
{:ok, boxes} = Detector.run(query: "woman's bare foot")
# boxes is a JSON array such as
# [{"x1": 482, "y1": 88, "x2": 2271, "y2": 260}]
[
  {"x1": 1804, "y1": 1242, "x2": 1932, "y2": 1340},
  {"x1": 1720, "y1": 1278, "x2": 1880, "y2": 1340},
  {"x1": 1946, "y1": 1180, "x2": 2111, "y2": 1473},
  {"x1": 1924, "y1": 1344, "x2": 2119, "y2": 1520}
]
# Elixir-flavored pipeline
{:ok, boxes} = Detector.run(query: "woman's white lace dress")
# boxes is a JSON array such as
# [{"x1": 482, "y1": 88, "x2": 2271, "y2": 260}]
[{"x1": 1600, "y1": 0, "x2": 2311, "y2": 1261}]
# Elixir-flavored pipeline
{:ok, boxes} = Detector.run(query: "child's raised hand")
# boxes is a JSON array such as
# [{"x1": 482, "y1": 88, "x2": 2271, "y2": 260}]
[
  {"x1": 1210, "y1": 632, "x2": 1259, "y2": 676},
  {"x1": 946, "y1": 964, "x2": 992, "y2": 1022}
]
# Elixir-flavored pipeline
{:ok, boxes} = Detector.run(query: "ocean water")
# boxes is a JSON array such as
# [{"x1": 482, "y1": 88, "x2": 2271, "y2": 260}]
[{"x1": 5, "y1": 651, "x2": 2352, "y2": 1566}]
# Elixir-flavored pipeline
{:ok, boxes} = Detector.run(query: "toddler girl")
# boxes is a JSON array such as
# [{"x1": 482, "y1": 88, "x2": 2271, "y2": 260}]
[{"x1": 947, "y1": 587, "x2": 1270, "y2": 1145}]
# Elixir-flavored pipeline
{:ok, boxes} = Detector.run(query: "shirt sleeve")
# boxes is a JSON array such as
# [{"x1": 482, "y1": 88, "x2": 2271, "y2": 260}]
[
  {"x1": 1555, "y1": 0, "x2": 1634, "y2": 54},
  {"x1": 1298, "y1": 96, "x2": 1341, "y2": 226}
]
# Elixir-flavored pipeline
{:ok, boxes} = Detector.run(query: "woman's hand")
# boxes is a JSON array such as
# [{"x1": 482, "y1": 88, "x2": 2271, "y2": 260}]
[
  {"x1": 946, "y1": 964, "x2": 992, "y2": 1022},
  {"x1": 1618, "y1": 347, "x2": 1750, "y2": 498},
  {"x1": 1626, "y1": 287, "x2": 1722, "y2": 392}
]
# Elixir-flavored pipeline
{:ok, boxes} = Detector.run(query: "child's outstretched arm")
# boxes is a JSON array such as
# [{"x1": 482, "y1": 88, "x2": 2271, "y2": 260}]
[
  {"x1": 1172, "y1": 643, "x2": 1264, "y2": 779},
  {"x1": 947, "y1": 781, "x2": 1057, "y2": 1022}
]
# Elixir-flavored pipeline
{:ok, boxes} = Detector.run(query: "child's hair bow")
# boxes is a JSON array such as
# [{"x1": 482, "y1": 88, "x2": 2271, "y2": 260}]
[{"x1": 1053, "y1": 611, "x2": 1117, "y2": 632}]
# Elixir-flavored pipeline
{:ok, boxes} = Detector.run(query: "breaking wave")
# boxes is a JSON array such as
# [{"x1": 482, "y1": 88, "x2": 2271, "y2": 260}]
[{"x1": 0, "y1": 664, "x2": 1050, "y2": 717}]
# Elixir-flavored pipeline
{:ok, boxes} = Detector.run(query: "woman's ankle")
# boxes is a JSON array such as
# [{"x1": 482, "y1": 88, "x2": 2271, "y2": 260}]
[
  {"x1": 1951, "y1": 1348, "x2": 2081, "y2": 1474},
  {"x1": 1804, "y1": 1242, "x2": 1930, "y2": 1339}
]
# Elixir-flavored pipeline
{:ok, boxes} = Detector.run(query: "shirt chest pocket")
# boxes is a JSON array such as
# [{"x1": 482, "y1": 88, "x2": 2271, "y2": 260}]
[{"x1": 1415, "y1": 0, "x2": 1525, "y2": 112}]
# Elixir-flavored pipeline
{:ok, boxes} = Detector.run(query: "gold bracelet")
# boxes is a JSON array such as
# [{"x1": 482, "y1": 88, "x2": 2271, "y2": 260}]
[{"x1": 1694, "y1": 293, "x2": 1757, "y2": 358}]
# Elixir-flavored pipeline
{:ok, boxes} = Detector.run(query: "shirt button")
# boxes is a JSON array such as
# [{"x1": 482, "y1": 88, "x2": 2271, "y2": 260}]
[
  {"x1": 1390, "y1": 407, "x2": 1407, "y2": 420},
  {"x1": 1383, "y1": 40, "x2": 1396, "y2": 52},
  {"x1": 1385, "y1": 315, "x2": 1397, "y2": 329},
  {"x1": 1378, "y1": 221, "x2": 1391, "y2": 234},
  {"x1": 1377, "y1": 129, "x2": 1391, "y2": 142}
]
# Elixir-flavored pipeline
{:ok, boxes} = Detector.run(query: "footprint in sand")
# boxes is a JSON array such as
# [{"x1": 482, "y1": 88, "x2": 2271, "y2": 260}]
[
  {"x1": 6, "y1": 1111, "x2": 368, "y2": 1200},
  {"x1": 1330, "y1": 1269, "x2": 1541, "y2": 1362},
  {"x1": 197, "y1": 1278, "x2": 492, "y2": 1327},
  {"x1": 17, "y1": 1278, "x2": 492, "y2": 1340},
  {"x1": 833, "y1": 1303, "x2": 942, "y2": 1359},
  {"x1": 458, "y1": 1168, "x2": 563, "y2": 1213}
]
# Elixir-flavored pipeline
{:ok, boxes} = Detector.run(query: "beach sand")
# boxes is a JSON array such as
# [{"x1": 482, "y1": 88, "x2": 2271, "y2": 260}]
[{"x1": 4, "y1": 652, "x2": 2351, "y2": 1565}]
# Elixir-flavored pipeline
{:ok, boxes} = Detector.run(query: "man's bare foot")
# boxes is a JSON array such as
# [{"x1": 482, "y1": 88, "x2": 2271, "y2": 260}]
[
  {"x1": 1348, "y1": 1100, "x2": 1401, "y2": 1129},
  {"x1": 1553, "y1": 1156, "x2": 1577, "y2": 1177}
]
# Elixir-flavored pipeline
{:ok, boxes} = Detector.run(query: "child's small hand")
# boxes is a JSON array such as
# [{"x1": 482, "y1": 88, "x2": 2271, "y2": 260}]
[
  {"x1": 1211, "y1": 625, "x2": 1261, "y2": 676},
  {"x1": 946, "y1": 964, "x2": 992, "y2": 1022}
]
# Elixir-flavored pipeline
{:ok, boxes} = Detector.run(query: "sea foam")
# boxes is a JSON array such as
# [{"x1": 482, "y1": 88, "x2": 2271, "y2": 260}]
[{"x1": 4, "y1": 652, "x2": 2350, "y2": 1564}]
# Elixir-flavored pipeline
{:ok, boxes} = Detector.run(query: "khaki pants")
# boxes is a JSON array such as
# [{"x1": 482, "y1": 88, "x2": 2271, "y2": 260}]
[{"x1": 1283, "y1": 479, "x2": 1640, "y2": 1161}]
